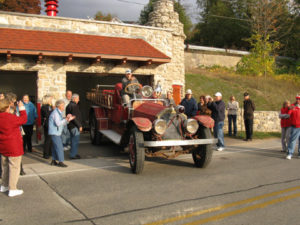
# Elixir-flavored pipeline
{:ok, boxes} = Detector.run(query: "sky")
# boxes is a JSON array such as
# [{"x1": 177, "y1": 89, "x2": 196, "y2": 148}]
[{"x1": 41, "y1": 0, "x2": 200, "y2": 23}]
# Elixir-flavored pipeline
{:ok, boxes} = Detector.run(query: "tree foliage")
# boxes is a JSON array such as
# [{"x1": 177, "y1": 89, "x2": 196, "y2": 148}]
[
  {"x1": 191, "y1": 0, "x2": 251, "y2": 48},
  {"x1": 139, "y1": 0, "x2": 193, "y2": 38},
  {"x1": 94, "y1": 11, "x2": 113, "y2": 21},
  {"x1": 0, "y1": 0, "x2": 41, "y2": 14},
  {"x1": 237, "y1": 34, "x2": 279, "y2": 76},
  {"x1": 192, "y1": 0, "x2": 299, "y2": 59}
]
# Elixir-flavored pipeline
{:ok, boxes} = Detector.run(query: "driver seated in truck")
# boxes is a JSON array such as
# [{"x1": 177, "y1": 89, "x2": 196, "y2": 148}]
[{"x1": 121, "y1": 69, "x2": 140, "y2": 106}]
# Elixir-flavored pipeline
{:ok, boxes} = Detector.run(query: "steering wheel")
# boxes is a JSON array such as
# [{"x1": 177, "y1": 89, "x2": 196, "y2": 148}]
[{"x1": 124, "y1": 83, "x2": 141, "y2": 94}]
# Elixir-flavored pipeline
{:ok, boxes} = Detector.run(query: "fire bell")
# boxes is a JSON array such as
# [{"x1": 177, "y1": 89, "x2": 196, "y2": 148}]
[{"x1": 45, "y1": 0, "x2": 59, "y2": 16}]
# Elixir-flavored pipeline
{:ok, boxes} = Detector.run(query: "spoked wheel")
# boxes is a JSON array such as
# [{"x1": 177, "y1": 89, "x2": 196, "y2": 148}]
[
  {"x1": 128, "y1": 126, "x2": 145, "y2": 174},
  {"x1": 192, "y1": 126, "x2": 213, "y2": 168},
  {"x1": 89, "y1": 112, "x2": 102, "y2": 145}
]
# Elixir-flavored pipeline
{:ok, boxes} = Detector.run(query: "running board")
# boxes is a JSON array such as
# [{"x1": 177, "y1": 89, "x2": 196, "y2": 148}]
[{"x1": 100, "y1": 130, "x2": 122, "y2": 145}]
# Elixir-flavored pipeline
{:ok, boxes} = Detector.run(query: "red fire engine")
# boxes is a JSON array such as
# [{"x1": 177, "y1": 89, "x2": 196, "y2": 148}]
[{"x1": 87, "y1": 82, "x2": 216, "y2": 174}]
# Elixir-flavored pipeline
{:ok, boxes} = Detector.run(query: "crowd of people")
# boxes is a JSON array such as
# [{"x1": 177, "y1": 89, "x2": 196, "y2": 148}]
[
  {"x1": 180, "y1": 88, "x2": 300, "y2": 158},
  {"x1": 0, "y1": 90, "x2": 82, "y2": 197},
  {"x1": 179, "y1": 89, "x2": 257, "y2": 151}
]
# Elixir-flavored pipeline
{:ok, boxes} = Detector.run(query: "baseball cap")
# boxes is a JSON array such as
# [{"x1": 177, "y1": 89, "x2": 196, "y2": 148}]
[
  {"x1": 186, "y1": 89, "x2": 192, "y2": 94},
  {"x1": 296, "y1": 95, "x2": 300, "y2": 100},
  {"x1": 215, "y1": 92, "x2": 222, "y2": 97},
  {"x1": 125, "y1": 69, "x2": 132, "y2": 74},
  {"x1": 244, "y1": 92, "x2": 249, "y2": 97}
]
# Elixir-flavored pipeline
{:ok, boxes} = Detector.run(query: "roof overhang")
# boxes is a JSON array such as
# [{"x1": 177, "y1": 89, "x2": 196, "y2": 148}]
[{"x1": 0, "y1": 28, "x2": 171, "y2": 64}]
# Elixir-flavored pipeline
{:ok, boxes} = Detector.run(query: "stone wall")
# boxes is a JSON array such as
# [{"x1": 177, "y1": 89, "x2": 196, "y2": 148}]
[
  {"x1": 0, "y1": 0, "x2": 185, "y2": 100},
  {"x1": 185, "y1": 51, "x2": 242, "y2": 71},
  {"x1": 184, "y1": 45, "x2": 249, "y2": 71},
  {"x1": 223, "y1": 111, "x2": 281, "y2": 133}
]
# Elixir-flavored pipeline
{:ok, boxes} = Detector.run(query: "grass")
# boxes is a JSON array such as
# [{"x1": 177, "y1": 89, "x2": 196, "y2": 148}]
[
  {"x1": 186, "y1": 68, "x2": 300, "y2": 111},
  {"x1": 225, "y1": 131, "x2": 281, "y2": 139}
]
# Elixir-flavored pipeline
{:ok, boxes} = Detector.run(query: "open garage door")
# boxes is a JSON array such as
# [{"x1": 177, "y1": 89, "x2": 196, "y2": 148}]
[
  {"x1": 0, "y1": 71, "x2": 37, "y2": 103},
  {"x1": 67, "y1": 72, "x2": 153, "y2": 128}
]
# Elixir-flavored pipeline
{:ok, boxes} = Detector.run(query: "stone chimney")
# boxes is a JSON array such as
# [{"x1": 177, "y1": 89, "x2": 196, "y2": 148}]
[{"x1": 147, "y1": 0, "x2": 185, "y2": 38}]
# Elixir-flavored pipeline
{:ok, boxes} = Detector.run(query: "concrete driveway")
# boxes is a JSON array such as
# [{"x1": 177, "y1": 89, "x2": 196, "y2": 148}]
[{"x1": 1, "y1": 135, "x2": 299, "y2": 225}]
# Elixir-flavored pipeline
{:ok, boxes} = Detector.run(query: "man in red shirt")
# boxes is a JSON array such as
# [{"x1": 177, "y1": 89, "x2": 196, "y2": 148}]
[{"x1": 286, "y1": 95, "x2": 300, "y2": 160}]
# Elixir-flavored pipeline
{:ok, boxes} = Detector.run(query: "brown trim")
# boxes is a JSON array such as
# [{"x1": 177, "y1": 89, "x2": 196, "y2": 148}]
[{"x1": 0, "y1": 49, "x2": 171, "y2": 63}]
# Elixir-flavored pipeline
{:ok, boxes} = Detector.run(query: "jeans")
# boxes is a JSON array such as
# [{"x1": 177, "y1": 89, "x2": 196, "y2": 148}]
[
  {"x1": 244, "y1": 119, "x2": 253, "y2": 140},
  {"x1": 299, "y1": 135, "x2": 300, "y2": 152},
  {"x1": 213, "y1": 121, "x2": 225, "y2": 148},
  {"x1": 22, "y1": 125, "x2": 33, "y2": 152},
  {"x1": 70, "y1": 127, "x2": 80, "y2": 158},
  {"x1": 281, "y1": 127, "x2": 291, "y2": 152},
  {"x1": 287, "y1": 127, "x2": 300, "y2": 156},
  {"x1": 62, "y1": 125, "x2": 71, "y2": 147},
  {"x1": 51, "y1": 135, "x2": 64, "y2": 162},
  {"x1": 43, "y1": 126, "x2": 52, "y2": 158},
  {"x1": 228, "y1": 115, "x2": 237, "y2": 136}
]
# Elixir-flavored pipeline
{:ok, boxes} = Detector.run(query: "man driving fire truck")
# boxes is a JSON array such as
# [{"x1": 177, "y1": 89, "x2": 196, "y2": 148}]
[{"x1": 121, "y1": 69, "x2": 140, "y2": 106}]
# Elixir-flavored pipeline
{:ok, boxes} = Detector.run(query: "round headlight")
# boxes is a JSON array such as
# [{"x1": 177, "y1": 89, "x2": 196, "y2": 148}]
[
  {"x1": 141, "y1": 85, "x2": 153, "y2": 98},
  {"x1": 153, "y1": 119, "x2": 167, "y2": 135},
  {"x1": 175, "y1": 105, "x2": 185, "y2": 114},
  {"x1": 185, "y1": 119, "x2": 199, "y2": 134}
]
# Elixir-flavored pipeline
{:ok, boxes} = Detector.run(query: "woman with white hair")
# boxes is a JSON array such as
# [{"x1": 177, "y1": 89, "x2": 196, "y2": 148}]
[{"x1": 48, "y1": 100, "x2": 75, "y2": 167}]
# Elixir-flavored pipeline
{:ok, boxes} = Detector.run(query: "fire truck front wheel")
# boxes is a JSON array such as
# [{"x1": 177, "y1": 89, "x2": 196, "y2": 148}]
[
  {"x1": 90, "y1": 112, "x2": 102, "y2": 145},
  {"x1": 192, "y1": 126, "x2": 213, "y2": 168},
  {"x1": 128, "y1": 126, "x2": 145, "y2": 174}
]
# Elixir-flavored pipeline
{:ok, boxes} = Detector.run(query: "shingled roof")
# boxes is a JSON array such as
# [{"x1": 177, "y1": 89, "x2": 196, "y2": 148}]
[{"x1": 0, "y1": 28, "x2": 171, "y2": 63}]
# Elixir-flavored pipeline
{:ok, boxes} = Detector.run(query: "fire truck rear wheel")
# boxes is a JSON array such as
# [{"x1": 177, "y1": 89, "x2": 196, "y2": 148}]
[
  {"x1": 128, "y1": 126, "x2": 145, "y2": 174},
  {"x1": 192, "y1": 126, "x2": 213, "y2": 168},
  {"x1": 90, "y1": 112, "x2": 102, "y2": 145}
]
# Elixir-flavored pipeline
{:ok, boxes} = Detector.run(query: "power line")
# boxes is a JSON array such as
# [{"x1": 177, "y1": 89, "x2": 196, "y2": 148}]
[
  {"x1": 116, "y1": 0, "x2": 146, "y2": 6},
  {"x1": 209, "y1": 14, "x2": 251, "y2": 22}
]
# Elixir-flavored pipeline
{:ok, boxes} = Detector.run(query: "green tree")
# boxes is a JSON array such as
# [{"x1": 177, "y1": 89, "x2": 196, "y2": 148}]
[
  {"x1": 0, "y1": 0, "x2": 40, "y2": 14},
  {"x1": 139, "y1": 0, "x2": 193, "y2": 38},
  {"x1": 237, "y1": 34, "x2": 279, "y2": 76},
  {"x1": 191, "y1": 0, "x2": 251, "y2": 49},
  {"x1": 94, "y1": 11, "x2": 113, "y2": 22}
]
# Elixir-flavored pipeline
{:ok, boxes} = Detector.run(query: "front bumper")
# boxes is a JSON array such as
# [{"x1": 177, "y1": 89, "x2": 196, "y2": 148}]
[{"x1": 143, "y1": 138, "x2": 217, "y2": 147}]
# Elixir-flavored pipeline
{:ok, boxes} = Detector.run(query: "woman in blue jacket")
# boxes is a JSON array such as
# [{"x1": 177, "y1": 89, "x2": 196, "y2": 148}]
[
  {"x1": 48, "y1": 99, "x2": 75, "y2": 167},
  {"x1": 22, "y1": 94, "x2": 37, "y2": 153}
]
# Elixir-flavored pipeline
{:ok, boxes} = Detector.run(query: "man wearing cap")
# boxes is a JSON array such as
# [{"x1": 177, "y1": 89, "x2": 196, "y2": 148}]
[
  {"x1": 243, "y1": 92, "x2": 255, "y2": 141},
  {"x1": 286, "y1": 95, "x2": 300, "y2": 160},
  {"x1": 121, "y1": 69, "x2": 140, "y2": 105},
  {"x1": 180, "y1": 89, "x2": 197, "y2": 118},
  {"x1": 207, "y1": 92, "x2": 225, "y2": 151}
]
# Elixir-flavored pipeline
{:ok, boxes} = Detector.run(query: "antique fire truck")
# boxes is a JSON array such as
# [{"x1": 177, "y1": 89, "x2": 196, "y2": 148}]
[{"x1": 87, "y1": 82, "x2": 216, "y2": 174}]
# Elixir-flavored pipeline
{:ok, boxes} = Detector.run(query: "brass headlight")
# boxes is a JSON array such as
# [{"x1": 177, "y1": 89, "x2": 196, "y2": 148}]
[
  {"x1": 141, "y1": 85, "x2": 153, "y2": 98},
  {"x1": 185, "y1": 119, "x2": 199, "y2": 134},
  {"x1": 153, "y1": 119, "x2": 167, "y2": 135}
]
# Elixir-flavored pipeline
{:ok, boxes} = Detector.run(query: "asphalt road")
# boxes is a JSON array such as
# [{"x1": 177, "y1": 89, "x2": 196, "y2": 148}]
[{"x1": 1, "y1": 135, "x2": 300, "y2": 225}]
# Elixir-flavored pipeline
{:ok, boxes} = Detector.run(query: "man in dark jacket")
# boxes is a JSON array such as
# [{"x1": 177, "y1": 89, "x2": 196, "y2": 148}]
[
  {"x1": 180, "y1": 89, "x2": 197, "y2": 118},
  {"x1": 66, "y1": 94, "x2": 82, "y2": 159},
  {"x1": 207, "y1": 92, "x2": 226, "y2": 151},
  {"x1": 243, "y1": 92, "x2": 255, "y2": 141}
]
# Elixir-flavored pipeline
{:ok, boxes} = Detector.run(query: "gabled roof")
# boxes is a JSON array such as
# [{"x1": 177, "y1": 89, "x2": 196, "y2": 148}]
[{"x1": 0, "y1": 28, "x2": 171, "y2": 63}]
